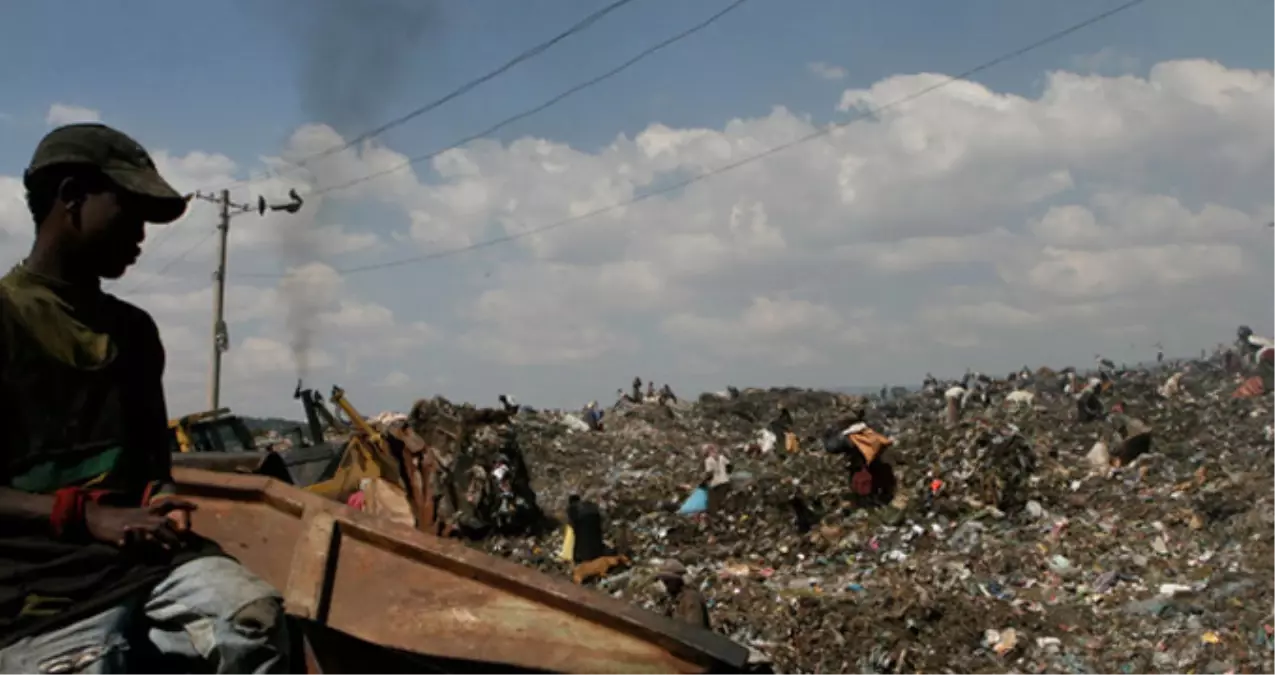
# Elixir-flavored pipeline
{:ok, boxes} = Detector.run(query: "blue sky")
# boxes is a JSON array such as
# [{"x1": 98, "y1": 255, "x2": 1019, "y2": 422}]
[
  {"x1": 3, "y1": 0, "x2": 1269, "y2": 164},
  {"x1": 1, "y1": 0, "x2": 1271, "y2": 418}
]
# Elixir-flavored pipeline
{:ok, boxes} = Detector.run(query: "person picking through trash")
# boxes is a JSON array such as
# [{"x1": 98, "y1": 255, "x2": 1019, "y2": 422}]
[
  {"x1": 565, "y1": 494, "x2": 627, "y2": 584},
  {"x1": 0, "y1": 124, "x2": 288, "y2": 673},
  {"x1": 497, "y1": 393, "x2": 520, "y2": 414},
  {"x1": 767, "y1": 404, "x2": 799, "y2": 453},
  {"x1": 1235, "y1": 326, "x2": 1268, "y2": 360},
  {"x1": 582, "y1": 400, "x2": 604, "y2": 431},
  {"x1": 653, "y1": 560, "x2": 709, "y2": 629},
  {"x1": 842, "y1": 422, "x2": 896, "y2": 505},
  {"x1": 1074, "y1": 375, "x2": 1106, "y2": 422},
  {"x1": 702, "y1": 444, "x2": 733, "y2": 513}
]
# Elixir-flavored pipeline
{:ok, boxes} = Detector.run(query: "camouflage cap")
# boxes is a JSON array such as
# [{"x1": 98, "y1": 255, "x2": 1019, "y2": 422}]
[{"x1": 25, "y1": 123, "x2": 188, "y2": 224}]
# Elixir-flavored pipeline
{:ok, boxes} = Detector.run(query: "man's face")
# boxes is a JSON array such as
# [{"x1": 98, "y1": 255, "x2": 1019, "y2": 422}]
[{"x1": 74, "y1": 186, "x2": 146, "y2": 279}]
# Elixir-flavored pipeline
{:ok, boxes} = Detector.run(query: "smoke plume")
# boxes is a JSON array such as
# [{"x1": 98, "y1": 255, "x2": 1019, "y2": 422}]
[
  {"x1": 254, "y1": 0, "x2": 437, "y2": 376},
  {"x1": 272, "y1": 0, "x2": 439, "y2": 136},
  {"x1": 278, "y1": 239, "x2": 322, "y2": 381}
]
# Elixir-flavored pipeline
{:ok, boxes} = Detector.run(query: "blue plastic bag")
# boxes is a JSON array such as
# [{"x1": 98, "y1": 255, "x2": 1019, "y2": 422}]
[{"x1": 678, "y1": 486, "x2": 709, "y2": 515}]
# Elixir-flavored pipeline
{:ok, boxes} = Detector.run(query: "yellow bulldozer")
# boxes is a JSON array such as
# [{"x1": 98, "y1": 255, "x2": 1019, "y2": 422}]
[{"x1": 168, "y1": 383, "x2": 405, "y2": 503}]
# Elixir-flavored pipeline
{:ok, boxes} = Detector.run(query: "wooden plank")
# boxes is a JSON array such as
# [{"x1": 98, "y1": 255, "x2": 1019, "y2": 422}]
[
  {"x1": 171, "y1": 468, "x2": 748, "y2": 674},
  {"x1": 284, "y1": 511, "x2": 338, "y2": 621}
]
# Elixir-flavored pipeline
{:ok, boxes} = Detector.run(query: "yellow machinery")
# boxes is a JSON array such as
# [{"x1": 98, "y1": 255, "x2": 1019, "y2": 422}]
[
  {"x1": 300, "y1": 385, "x2": 406, "y2": 502},
  {"x1": 168, "y1": 408, "x2": 265, "y2": 454},
  {"x1": 169, "y1": 385, "x2": 400, "y2": 500}
]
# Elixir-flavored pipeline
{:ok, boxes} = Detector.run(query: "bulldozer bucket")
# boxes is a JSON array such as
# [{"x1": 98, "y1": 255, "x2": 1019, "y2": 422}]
[{"x1": 171, "y1": 468, "x2": 748, "y2": 674}]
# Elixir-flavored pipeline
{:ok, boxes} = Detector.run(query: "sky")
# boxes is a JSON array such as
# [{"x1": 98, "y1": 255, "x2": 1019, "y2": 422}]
[{"x1": 0, "y1": 0, "x2": 1271, "y2": 419}]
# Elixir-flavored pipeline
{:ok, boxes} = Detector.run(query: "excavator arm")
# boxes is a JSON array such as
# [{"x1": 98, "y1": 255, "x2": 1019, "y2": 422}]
[{"x1": 304, "y1": 386, "x2": 407, "y2": 503}]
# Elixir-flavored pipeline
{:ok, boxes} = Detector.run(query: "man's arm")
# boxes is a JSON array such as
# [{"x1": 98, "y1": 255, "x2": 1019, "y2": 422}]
[
  {"x1": 0, "y1": 487, "x2": 56, "y2": 526},
  {"x1": 134, "y1": 308, "x2": 175, "y2": 497},
  {"x1": 0, "y1": 306, "x2": 49, "y2": 525}
]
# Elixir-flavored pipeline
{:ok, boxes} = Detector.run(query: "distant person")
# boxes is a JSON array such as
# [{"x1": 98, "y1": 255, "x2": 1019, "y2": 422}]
[
  {"x1": 566, "y1": 495, "x2": 608, "y2": 564},
  {"x1": 703, "y1": 445, "x2": 732, "y2": 512},
  {"x1": 497, "y1": 394, "x2": 520, "y2": 414},
  {"x1": 582, "y1": 401, "x2": 604, "y2": 431},
  {"x1": 654, "y1": 560, "x2": 709, "y2": 629}
]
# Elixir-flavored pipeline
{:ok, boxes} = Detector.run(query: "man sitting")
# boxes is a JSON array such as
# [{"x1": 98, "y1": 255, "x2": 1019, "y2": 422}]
[{"x1": 0, "y1": 124, "x2": 287, "y2": 673}]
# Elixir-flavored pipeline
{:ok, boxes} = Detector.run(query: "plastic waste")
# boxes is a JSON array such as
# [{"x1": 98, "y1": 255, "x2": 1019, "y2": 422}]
[{"x1": 678, "y1": 486, "x2": 709, "y2": 515}]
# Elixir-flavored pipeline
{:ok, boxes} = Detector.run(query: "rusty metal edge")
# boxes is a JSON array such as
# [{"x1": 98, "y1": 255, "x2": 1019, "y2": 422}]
[{"x1": 172, "y1": 467, "x2": 750, "y2": 671}]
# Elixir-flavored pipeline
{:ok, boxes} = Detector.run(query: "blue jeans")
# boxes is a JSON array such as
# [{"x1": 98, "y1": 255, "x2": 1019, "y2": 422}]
[{"x1": 0, "y1": 557, "x2": 289, "y2": 674}]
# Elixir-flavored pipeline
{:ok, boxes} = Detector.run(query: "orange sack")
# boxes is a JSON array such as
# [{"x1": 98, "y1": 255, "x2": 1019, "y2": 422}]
[{"x1": 847, "y1": 426, "x2": 892, "y2": 465}]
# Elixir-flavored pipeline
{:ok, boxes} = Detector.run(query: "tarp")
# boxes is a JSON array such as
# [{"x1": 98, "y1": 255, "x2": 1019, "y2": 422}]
[{"x1": 678, "y1": 487, "x2": 709, "y2": 515}]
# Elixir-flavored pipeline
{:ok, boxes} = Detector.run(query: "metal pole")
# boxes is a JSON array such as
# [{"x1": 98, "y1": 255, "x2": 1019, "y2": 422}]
[{"x1": 208, "y1": 189, "x2": 230, "y2": 410}]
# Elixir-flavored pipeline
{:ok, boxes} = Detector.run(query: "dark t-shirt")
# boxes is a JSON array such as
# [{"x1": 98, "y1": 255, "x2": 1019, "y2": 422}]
[
  {"x1": 567, "y1": 499, "x2": 609, "y2": 564},
  {"x1": 0, "y1": 265, "x2": 219, "y2": 648}
]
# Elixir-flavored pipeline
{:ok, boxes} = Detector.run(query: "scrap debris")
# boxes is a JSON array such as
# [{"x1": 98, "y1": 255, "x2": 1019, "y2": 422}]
[{"x1": 331, "y1": 338, "x2": 1272, "y2": 674}]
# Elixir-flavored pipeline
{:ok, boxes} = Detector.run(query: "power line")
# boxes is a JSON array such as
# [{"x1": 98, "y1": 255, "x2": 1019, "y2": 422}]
[
  {"x1": 117, "y1": 228, "x2": 217, "y2": 296},
  {"x1": 118, "y1": 190, "x2": 305, "y2": 295},
  {"x1": 309, "y1": 0, "x2": 748, "y2": 198},
  {"x1": 238, "y1": 0, "x2": 1148, "y2": 280},
  {"x1": 202, "y1": 0, "x2": 640, "y2": 194},
  {"x1": 134, "y1": 189, "x2": 303, "y2": 280}
]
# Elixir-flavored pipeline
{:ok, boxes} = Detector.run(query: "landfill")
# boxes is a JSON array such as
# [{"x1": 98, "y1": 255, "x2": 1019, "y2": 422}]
[{"x1": 401, "y1": 343, "x2": 1274, "y2": 674}]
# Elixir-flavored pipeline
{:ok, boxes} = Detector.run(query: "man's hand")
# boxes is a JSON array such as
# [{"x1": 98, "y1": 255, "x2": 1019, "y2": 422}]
[
  {"x1": 84, "y1": 498, "x2": 197, "y2": 549},
  {"x1": 149, "y1": 494, "x2": 194, "y2": 533}
]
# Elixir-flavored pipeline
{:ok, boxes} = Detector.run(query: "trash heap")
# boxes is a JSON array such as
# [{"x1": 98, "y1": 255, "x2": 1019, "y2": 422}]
[{"x1": 451, "y1": 353, "x2": 1272, "y2": 674}]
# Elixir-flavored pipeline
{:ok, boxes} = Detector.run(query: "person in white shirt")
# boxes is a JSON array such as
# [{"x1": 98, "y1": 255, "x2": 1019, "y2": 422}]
[{"x1": 702, "y1": 444, "x2": 732, "y2": 512}]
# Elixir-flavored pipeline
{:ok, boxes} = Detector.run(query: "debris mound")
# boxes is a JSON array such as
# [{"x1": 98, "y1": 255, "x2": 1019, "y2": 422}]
[{"x1": 427, "y1": 351, "x2": 1274, "y2": 673}]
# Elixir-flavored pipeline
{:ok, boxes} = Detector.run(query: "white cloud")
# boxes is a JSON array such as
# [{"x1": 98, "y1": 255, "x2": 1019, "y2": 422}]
[
  {"x1": 807, "y1": 61, "x2": 848, "y2": 81},
  {"x1": 45, "y1": 104, "x2": 101, "y2": 127},
  {"x1": 1071, "y1": 47, "x2": 1140, "y2": 75},
  {"x1": 1, "y1": 57, "x2": 1270, "y2": 416},
  {"x1": 1010, "y1": 243, "x2": 1247, "y2": 299},
  {"x1": 377, "y1": 371, "x2": 411, "y2": 388},
  {"x1": 237, "y1": 57, "x2": 1269, "y2": 395},
  {"x1": 0, "y1": 177, "x2": 29, "y2": 238},
  {"x1": 663, "y1": 296, "x2": 872, "y2": 367}
]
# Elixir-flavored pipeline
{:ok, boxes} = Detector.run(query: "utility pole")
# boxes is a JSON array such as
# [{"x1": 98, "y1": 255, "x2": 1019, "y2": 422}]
[
  {"x1": 209, "y1": 190, "x2": 230, "y2": 411},
  {"x1": 190, "y1": 188, "x2": 305, "y2": 411}
]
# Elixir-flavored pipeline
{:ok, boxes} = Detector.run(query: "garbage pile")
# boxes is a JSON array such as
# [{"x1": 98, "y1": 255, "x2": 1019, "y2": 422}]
[
  {"x1": 454, "y1": 350, "x2": 1273, "y2": 674},
  {"x1": 404, "y1": 397, "x2": 545, "y2": 538}
]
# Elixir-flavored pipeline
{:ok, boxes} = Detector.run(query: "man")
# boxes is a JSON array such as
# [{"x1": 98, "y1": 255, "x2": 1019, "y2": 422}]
[
  {"x1": 582, "y1": 401, "x2": 604, "y2": 432},
  {"x1": 0, "y1": 124, "x2": 288, "y2": 673},
  {"x1": 770, "y1": 403, "x2": 794, "y2": 437},
  {"x1": 653, "y1": 560, "x2": 709, "y2": 629},
  {"x1": 565, "y1": 494, "x2": 608, "y2": 564},
  {"x1": 565, "y1": 495, "x2": 627, "y2": 584},
  {"x1": 702, "y1": 445, "x2": 732, "y2": 513},
  {"x1": 497, "y1": 393, "x2": 520, "y2": 414}
]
